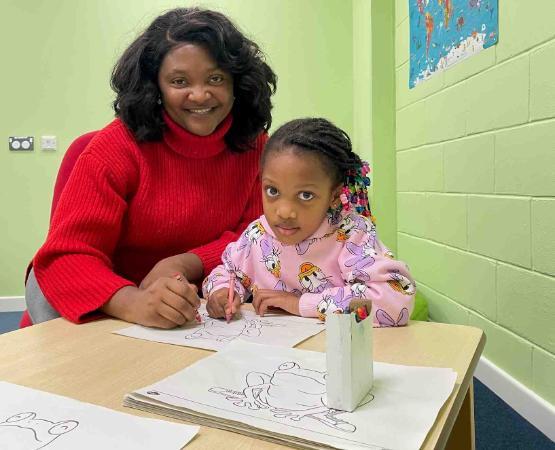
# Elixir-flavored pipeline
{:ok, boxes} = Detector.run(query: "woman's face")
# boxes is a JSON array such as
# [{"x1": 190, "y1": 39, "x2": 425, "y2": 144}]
[{"x1": 158, "y1": 43, "x2": 234, "y2": 136}]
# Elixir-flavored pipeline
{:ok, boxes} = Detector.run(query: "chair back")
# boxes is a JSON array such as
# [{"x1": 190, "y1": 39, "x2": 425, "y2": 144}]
[
  {"x1": 21, "y1": 130, "x2": 98, "y2": 328},
  {"x1": 50, "y1": 131, "x2": 98, "y2": 220}
]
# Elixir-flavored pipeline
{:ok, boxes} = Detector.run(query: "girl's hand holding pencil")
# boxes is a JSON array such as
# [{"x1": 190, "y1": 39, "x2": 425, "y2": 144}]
[{"x1": 206, "y1": 285, "x2": 242, "y2": 320}]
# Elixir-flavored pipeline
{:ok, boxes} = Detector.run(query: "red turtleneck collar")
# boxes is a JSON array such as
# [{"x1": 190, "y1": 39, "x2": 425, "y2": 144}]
[{"x1": 162, "y1": 110, "x2": 233, "y2": 159}]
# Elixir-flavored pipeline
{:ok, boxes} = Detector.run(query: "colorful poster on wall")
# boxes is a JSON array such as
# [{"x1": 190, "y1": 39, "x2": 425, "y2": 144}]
[{"x1": 409, "y1": 0, "x2": 498, "y2": 88}]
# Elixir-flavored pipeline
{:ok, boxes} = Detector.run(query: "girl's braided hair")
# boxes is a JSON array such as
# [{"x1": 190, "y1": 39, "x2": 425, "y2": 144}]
[{"x1": 262, "y1": 118, "x2": 374, "y2": 221}]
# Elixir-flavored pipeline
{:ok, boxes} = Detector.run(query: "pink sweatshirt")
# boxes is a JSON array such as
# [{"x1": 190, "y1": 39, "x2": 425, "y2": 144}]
[{"x1": 202, "y1": 211, "x2": 416, "y2": 327}]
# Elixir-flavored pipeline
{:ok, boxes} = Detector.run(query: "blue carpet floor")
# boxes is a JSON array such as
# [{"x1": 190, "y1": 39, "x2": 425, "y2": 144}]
[
  {"x1": 474, "y1": 378, "x2": 553, "y2": 449},
  {"x1": 0, "y1": 311, "x2": 23, "y2": 334},
  {"x1": 0, "y1": 311, "x2": 552, "y2": 448}
]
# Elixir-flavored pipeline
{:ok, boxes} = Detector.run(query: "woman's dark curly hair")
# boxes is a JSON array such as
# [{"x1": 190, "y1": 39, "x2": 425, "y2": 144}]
[{"x1": 111, "y1": 7, "x2": 277, "y2": 151}]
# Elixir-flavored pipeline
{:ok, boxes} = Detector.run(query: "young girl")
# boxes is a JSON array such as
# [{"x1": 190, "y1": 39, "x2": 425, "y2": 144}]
[{"x1": 203, "y1": 118, "x2": 415, "y2": 327}]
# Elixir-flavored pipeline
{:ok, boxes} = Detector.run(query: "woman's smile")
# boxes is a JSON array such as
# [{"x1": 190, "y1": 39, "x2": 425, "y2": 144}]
[{"x1": 185, "y1": 107, "x2": 215, "y2": 114}]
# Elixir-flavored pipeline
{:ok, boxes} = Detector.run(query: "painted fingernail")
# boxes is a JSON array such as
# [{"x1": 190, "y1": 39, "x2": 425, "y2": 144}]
[{"x1": 195, "y1": 311, "x2": 202, "y2": 323}]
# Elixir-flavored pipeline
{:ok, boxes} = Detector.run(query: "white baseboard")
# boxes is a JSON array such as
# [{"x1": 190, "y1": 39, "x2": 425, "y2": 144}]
[
  {"x1": 0, "y1": 296, "x2": 25, "y2": 312},
  {"x1": 475, "y1": 356, "x2": 555, "y2": 442}
]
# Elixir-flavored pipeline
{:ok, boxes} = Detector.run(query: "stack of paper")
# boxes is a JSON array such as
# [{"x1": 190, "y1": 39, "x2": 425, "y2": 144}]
[{"x1": 124, "y1": 341, "x2": 457, "y2": 450}]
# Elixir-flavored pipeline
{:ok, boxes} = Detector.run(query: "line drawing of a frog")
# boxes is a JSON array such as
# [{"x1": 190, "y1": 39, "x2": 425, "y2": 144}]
[
  {"x1": 209, "y1": 361, "x2": 374, "y2": 432},
  {"x1": 0, "y1": 411, "x2": 79, "y2": 449},
  {"x1": 184, "y1": 315, "x2": 284, "y2": 343}
]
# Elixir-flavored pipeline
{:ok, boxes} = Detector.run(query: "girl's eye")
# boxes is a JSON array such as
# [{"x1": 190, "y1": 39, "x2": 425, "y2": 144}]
[
  {"x1": 209, "y1": 74, "x2": 224, "y2": 84},
  {"x1": 298, "y1": 191, "x2": 314, "y2": 201},
  {"x1": 171, "y1": 79, "x2": 187, "y2": 87},
  {"x1": 265, "y1": 187, "x2": 279, "y2": 197}
]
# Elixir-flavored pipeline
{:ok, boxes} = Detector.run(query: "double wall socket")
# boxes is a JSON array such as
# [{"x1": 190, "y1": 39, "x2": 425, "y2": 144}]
[{"x1": 9, "y1": 136, "x2": 34, "y2": 151}]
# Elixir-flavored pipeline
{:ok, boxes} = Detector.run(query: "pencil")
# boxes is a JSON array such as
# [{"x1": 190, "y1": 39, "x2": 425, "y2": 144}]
[
  {"x1": 226, "y1": 272, "x2": 235, "y2": 323},
  {"x1": 174, "y1": 273, "x2": 202, "y2": 324}
]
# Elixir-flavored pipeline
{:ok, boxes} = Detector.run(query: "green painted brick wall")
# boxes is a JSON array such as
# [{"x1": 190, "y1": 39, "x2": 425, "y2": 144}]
[
  {"x1": 395, "y1": 0, "x2": 555, "y2": 405},
  {"x1": 369, "y1": 0, "x2": 397, "y2": 252}
]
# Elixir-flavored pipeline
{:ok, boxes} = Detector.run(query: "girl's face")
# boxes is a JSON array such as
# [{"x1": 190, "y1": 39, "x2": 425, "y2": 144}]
[
  {"x1": 158, "y1": 43, "x2": 234, "y2": 136},
  {"x1": 261, "y1": 147, "x2": 340, "y2": 245}
]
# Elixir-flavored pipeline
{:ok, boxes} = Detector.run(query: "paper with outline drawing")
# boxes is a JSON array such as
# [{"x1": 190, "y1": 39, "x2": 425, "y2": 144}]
[
  {"x1": 114, "y1": 304, "x2": 324, "y2": 351},
  {"x1": 0, "y1": 381, "x2": 198, "y2": 449},
  {"x1": 124, "y1": 340, "x2": 457, "y2": 450}
]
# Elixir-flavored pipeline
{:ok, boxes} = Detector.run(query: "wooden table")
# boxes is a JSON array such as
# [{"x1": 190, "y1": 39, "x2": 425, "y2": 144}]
[{"x1": 0, "y1": 314, "x2": 484, "y2": 449}]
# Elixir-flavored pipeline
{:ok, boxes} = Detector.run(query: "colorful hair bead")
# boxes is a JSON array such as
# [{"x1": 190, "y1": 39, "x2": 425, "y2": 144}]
[
  {"x1": 328, "y1": 160, "x2": 375, "y2": 224},
  {"x1": 338, "y1": 160, "x2": 375, "y2": 223}
]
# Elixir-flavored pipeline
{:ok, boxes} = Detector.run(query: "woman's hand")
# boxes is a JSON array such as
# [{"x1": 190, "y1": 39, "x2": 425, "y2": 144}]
[
  {"x1": 252, "y1": 289, "x2": 301, "y2": 316},
  {"x1": 140, "y1": 253, "x2": 203, "y2": 289},
  {"x1": 103, "y1": 276, "x2": 201, "y2": 328},
  {"x1": 206, "y1": 288, "x2": 241, "y2": 320}
]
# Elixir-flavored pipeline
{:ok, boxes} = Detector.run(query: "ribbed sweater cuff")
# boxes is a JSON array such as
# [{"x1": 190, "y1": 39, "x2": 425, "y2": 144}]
[
  {"x1": 298, "y1": 294, "x2": 320, "y2": 318},
  {"x1": 189, "y1": 243, "x2": 227, "y2": 277},
  {"x1": 72, "y1": 280, "x2": 135, "y2": 324},
  {"x1": 35, "y1": 263, "x2": 135, "y2": 324}
]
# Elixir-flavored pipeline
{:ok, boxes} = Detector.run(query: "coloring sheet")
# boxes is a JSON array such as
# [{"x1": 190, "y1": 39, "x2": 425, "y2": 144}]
[
  {"x1": 125, "y1": 341, "x2": 458, "y2": 450},
  {"x1": 115, "y1": 304, "x2": 324, "y2": 351},
  {"x1": 0, "y1": 382, "x2": 198, "y2": 450}
]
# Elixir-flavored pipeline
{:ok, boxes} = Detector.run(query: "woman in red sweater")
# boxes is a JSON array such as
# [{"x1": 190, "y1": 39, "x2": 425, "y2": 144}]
[{"x1": 25, "y1": 8, "x2": 276, "y2": 328}]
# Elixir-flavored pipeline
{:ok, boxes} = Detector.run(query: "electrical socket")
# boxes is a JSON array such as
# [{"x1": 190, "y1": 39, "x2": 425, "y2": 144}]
[
  {"x1": 9, "y1": 136, "x2": 34, "y2": 151},
  {"x1": 41, "y1": 135, "x2": 57, "y2": 151}
]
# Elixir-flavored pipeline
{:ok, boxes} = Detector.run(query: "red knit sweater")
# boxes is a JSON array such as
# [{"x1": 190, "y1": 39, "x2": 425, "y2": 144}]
[{"x1": 33, "y1": 113, "x2": 264, "y2": 323}]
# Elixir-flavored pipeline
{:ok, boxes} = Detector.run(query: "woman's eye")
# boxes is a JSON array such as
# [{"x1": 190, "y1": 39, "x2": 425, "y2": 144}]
[
  {"x1": 298, "y1": 191, "x2": 314, "y2": 201},
  {"x1": 265, "y1": 187, "x2": 279, "y2": 197},
  {"x1": 172, "y1": 79, "x2": 187, "y2": 86},
  {"x1": 209, "y1": 74, "x2": 224, "y2": 84}
]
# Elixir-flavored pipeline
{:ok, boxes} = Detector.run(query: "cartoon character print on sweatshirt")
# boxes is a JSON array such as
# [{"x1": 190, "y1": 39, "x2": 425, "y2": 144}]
[
  {"x1": 327, "y1": 208, "x2": 343, "y2": 226},
  {"x1": 297, "y1": 262, "x2": 333, "y2": 294},
  {"x1": 235, "y1": 270, "x2": 252, "y2": 292},
  {"x1": 344, "y1": 238, "x2": 378, "y2": 271},
  {"x1": 376, "y1": 308, "x2": 409, "y2": 327},
  {"x1": 387, "y1": 271, "x2": 416, "y2": 296},
  {"x1": 316, "y1": 283, "x2": 370, "y2": 320},
  {"x1": 336, "y1": 216, "x2": 357, "y2": 242},
  {"x1": 336, "y1": 214, "x2": 374, "y2": 242},
  {"x1": 221, "y1": 245, "x2": 234, "y2": 272},
  {"x1": 294, "y1": 237, "x2": 318, "y2": 256},
  {"x1": 358, "y1": 214, "x2": 375, "y2": 233},
  {"x1": 219, "y1": 248, "x2": 253, "y2": 300},
  {"x1": 349, "y1": 282, "x2": 368, "y2": 299},
  {"x1": 316, "y1": 287, "x2": 348, "y2": 320},
  {"x1": 260, "y1": 237, "x2": 281, "y2": 277},
  {"x1": 202, "y1": 272, "x2": 223, "y2": 297},
  {"x1": 274, "y1": 280, "x2": 302, "y2": 297},
  {"x1": 237, "y1": 221, "x2": 266, "y2": 257},
  {"x1": 344, "y1": 264, "x2": 372, "y2": 284}
]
